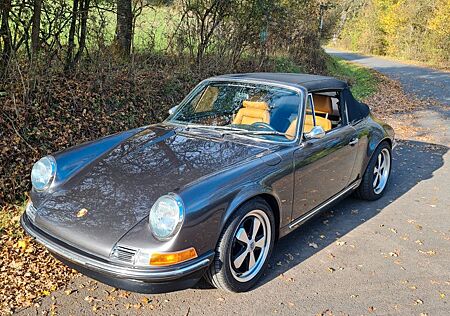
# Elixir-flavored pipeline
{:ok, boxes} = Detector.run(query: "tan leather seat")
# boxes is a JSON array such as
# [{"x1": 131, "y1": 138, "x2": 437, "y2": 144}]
[
  {"x1": 232, "y1": 101, "x2": 270, "y2": 125},
  {"x1": 285, "y1": 115, "x2": 332, "y2": 139},
  {"x1": 313, "y1": 95, "x2": 333, "y2": 116}
]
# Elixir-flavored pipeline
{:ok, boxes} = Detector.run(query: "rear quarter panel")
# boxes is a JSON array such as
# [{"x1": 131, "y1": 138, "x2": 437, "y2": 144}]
[{"x1": 352, "y1": 114, "x2": 394, "y2": 180}]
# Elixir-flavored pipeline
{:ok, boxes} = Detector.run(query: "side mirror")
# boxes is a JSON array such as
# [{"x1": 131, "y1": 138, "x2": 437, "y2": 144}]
[
  {"x1": 305, "y1": 125, "x2": 325, "y2": 140},
  {"x1": 168, "y1": 105, "x2": 179, "y2": 116}
]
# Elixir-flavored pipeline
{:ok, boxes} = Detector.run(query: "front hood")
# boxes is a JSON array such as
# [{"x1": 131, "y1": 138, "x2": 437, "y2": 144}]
[{"x1": 32, "y1": 125, "x2": 269, "y2": 258}]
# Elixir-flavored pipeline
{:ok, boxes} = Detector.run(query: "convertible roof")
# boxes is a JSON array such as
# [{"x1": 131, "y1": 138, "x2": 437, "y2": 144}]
[{"x1": 212, "y1": 73, "x2": 348, "y2": 91}]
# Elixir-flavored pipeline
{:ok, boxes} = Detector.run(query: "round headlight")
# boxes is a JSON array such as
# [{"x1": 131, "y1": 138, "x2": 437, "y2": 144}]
[
  {"x1": 149, "y1": 193, "x2": 184, "y2": 241},
  {"x1": 31, "y1": 156, "x2": 56, "y2": 191}
]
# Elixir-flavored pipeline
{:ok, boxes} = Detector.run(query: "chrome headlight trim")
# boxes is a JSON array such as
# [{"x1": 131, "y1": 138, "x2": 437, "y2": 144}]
[
  {"x1": 149, "y1": 193, "x2": 185, "y2": 241},
  {"x1": 31, "y1": 156, "x2": 57, "y2": 191}
]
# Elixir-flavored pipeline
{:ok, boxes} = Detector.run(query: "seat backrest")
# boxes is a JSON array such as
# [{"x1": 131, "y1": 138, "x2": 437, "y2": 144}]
[
  {"x1": 232, "y1": 101, "x2": 270, "y2": 125},
  {"x1": 285, "y1": 114, "x2": 332, "y2": 139},
  {"x1": 313, "y1": 95, "x2": 333, "y2": 115}
]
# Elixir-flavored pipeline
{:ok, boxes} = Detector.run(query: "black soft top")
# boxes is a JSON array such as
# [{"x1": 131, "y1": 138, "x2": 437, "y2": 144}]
[
  {"x1": 212, "y1": 72, "x2": 370, "y2": 122},
  {"x1": 213, "y1": 72, "x2": 348, "y2": 91}
]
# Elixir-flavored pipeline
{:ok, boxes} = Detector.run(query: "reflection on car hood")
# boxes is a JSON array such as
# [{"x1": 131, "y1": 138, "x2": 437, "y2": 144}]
[{"x1": 33, "y1": 124, "x2": 269, "y2": 258}]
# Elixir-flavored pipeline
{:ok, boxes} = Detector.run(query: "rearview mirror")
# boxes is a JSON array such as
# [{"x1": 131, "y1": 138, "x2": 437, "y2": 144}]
[
  {"x1": 305, "y1": 126, "x2": 325, "y2": 140},
  {"x1": 168, "y1": 105, "x2": 179, "y2": 116}
]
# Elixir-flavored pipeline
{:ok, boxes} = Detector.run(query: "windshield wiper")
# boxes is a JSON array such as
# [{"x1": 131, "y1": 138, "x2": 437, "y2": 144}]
[
  {"x1": 185, "y1": 124, "x2": 247, "y2": 132},
  {"x1": 184, "y1": 124, "x2": 287, "y2": 138},
  {"x1": 228, "y1": 130, "x2": 288, "y2": 137}
]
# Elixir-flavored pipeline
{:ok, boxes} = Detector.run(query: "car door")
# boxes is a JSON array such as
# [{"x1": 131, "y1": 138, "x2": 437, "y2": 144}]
[{"x1": 291, "y1": 92, "x2": 359, "y2": 221}]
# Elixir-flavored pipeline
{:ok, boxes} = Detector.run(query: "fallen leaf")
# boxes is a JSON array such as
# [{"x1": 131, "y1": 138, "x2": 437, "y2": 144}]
[
  {"x1": 64, "y1": 289, "x2": 77, "y2": 296},
  {"x1": 418, "y1": 250, "x2": 436, "y2": 256},
  {"x1": 141, "y1": 297, "x2": 151, "y2": 304},
  {"x1": 16, "y1": 239, "x2": 29, "y2": 251}
]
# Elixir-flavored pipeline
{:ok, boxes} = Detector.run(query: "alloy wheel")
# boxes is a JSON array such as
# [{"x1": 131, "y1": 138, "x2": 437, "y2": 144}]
[
  {"x1": 229, "y1": 210, "x2": 271, "y2": 283},
  {"x1": 373, "y1": 148, "x2": 391, "y2": 194}
]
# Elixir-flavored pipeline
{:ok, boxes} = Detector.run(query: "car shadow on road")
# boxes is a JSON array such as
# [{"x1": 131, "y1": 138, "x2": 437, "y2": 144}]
[{"x1": 195, "y1": 139, "x2": 448, "y2": 290}]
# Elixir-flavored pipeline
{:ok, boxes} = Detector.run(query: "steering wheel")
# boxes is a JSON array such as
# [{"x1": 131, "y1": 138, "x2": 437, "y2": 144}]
[{"x1": 251, "y1": 122, "x2": 276, "y2": 131}]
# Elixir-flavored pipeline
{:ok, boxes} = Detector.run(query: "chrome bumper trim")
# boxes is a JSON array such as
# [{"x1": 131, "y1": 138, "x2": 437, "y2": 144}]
[{"x1": 21, "y1": 214, "x2": 211, "y2": 281}]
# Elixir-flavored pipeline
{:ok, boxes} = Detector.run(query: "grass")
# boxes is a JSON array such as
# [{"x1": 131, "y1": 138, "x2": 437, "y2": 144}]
[{"x1": 326, "y1": 56, "x2": 379, "y2": 100}]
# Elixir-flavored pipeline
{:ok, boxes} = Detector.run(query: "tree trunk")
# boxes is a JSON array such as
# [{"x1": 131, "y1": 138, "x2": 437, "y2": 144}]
[
  {"x1": 0, "y1": 0, "x2": 12, "y2": 77},
  {"x1": 73, "y1": 0, "x2": 90, "y2": 64},
  {"x1": 115, "y1": 0, "x2": 132, "y2": 57},
  {"x1": 65, "y1": 0, "x2": 79, "y2": 71},
  {"x1": 31, "y1": 0, "x2": 42, "y2": 57}
]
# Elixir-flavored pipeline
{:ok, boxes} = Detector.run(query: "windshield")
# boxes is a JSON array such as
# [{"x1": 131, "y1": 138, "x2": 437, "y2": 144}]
[{"x1": 168, "y1": 81, "x2": 302, "y2": 142}]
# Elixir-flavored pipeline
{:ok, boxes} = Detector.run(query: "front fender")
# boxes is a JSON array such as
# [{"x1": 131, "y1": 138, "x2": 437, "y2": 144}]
[
  {"x1": 219, "y1": 183, "x2": 281, "y2": 234},
  {"x1": 52, "y1": 127, "x2": 145, "y2": 186}
]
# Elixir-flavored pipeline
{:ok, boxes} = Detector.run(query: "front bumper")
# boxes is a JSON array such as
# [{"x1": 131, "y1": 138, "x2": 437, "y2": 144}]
[{"x1": 21, "y1": 213, "x2": 214, "y2": 293}]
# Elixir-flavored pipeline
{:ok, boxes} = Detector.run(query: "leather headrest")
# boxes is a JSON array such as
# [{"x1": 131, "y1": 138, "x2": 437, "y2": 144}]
[{"x1": 243, "y1": 101, "x2": 269, "y2": 110}]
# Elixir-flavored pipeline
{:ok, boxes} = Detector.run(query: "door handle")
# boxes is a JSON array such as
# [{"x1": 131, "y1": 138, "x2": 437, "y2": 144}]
[{"x1": 349, "y1": 138, "x2": 359, "y2": 146}]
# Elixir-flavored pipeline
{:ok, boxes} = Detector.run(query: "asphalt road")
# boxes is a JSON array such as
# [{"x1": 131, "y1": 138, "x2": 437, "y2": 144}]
[
  {"x1": 326, "y1": 48, "x2": 450, "y2": 106},
  {"x1": 18, "y1": 55, "x2": 450, "y2": 315},
  {"x1": 18, "y1": 139, "x2": 450, "y2": 315}
]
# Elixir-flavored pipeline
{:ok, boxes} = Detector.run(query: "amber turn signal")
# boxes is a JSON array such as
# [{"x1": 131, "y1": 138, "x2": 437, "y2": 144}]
[{"x1": 150, "y1": 247, "x2": 198, "y2": 266}]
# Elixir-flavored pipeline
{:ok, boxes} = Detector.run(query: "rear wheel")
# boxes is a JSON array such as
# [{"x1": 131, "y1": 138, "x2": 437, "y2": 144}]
[
  {"x1": 355, "y1": 141, "x2": 392, "y2": 200},
  {"x1": 205, "y1": 198, "x2": 275, "y2": 292}
]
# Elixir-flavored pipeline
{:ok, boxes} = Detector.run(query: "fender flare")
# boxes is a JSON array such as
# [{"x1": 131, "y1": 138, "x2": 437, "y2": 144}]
[
  {"x1": 362, "y1": 136, "x2": 393, "y2": 175},
  {"x1": 219, "y1": 183, "x2": 281, "y2": 234}
]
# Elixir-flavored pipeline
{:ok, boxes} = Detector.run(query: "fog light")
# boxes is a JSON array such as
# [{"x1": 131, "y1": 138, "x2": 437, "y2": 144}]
[{"x1": 150, "y1": 247, "x2": 198, "y2": 266}]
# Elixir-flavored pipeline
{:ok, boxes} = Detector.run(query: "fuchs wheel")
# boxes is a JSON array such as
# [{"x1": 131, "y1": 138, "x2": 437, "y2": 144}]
[
  {"x1": 205, "y1": 198, "x2": 275, "y2": 292},
  {"x1": 355, "y1": 141, "x2": 392, "y2": 200}
]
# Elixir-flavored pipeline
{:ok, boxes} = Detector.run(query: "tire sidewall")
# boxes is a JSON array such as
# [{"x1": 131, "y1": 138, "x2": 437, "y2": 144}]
[
  {"x1": 215, "y1": 199, "x2": 275, "y2": 292},
  {"x1": 366, "y1": 142, "x2": 392, "y2": 199}
]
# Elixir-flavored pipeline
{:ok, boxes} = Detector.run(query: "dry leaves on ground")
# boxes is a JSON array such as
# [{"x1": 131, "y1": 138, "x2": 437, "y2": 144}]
[{"x1": 0, "y1": 204, "x2": 78, "y2": 314}]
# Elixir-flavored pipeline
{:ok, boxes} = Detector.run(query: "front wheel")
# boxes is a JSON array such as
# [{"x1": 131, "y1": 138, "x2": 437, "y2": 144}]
[
  {"x1": 205, "y1": 198, "x2": 275, "y2": 292},
  {"x1": 355, "y1": 141, "x2": 392, "y2": 200}
]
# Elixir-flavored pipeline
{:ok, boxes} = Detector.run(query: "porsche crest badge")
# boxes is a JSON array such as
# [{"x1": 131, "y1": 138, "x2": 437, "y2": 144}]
[{"x1": 77, "y1": 208, "x2": 88, "y2": 218}]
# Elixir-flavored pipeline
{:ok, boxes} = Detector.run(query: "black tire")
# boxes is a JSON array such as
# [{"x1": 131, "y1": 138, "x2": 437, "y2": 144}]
[
  {"x1": 205, "y1": 198, "x2": 275, "y2": 292},
  {"x1": 355, "y1": 141, "x2": 392, "y2": 200}
]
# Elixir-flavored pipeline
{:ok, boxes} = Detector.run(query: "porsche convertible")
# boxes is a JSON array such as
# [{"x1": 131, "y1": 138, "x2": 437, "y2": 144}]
[{"x1": 22, "y1": 73, "x2": 395, "y2": 293}]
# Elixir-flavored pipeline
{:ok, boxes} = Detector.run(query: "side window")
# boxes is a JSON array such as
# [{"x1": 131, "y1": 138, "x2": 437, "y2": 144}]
[{"x1": 310, "y1": 91, "x2": 344, "y2": 132}]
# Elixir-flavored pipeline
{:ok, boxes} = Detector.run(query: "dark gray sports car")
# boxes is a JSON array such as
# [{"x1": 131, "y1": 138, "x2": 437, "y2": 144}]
[{"x1": 22, "y1": 73, "x2": 395, "y2": 293}]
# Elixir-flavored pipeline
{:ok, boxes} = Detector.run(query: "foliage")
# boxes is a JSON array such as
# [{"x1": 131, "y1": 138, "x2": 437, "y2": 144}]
[
  {"x1": 0, "y1": 0, "x2": 334, "y2": 205},
  {"x1": 331, "y1": 0, "x2": 450, "y2": 67},
  {"x1": 327, "y1": 56, "x2": 378, "y2": 100}
]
